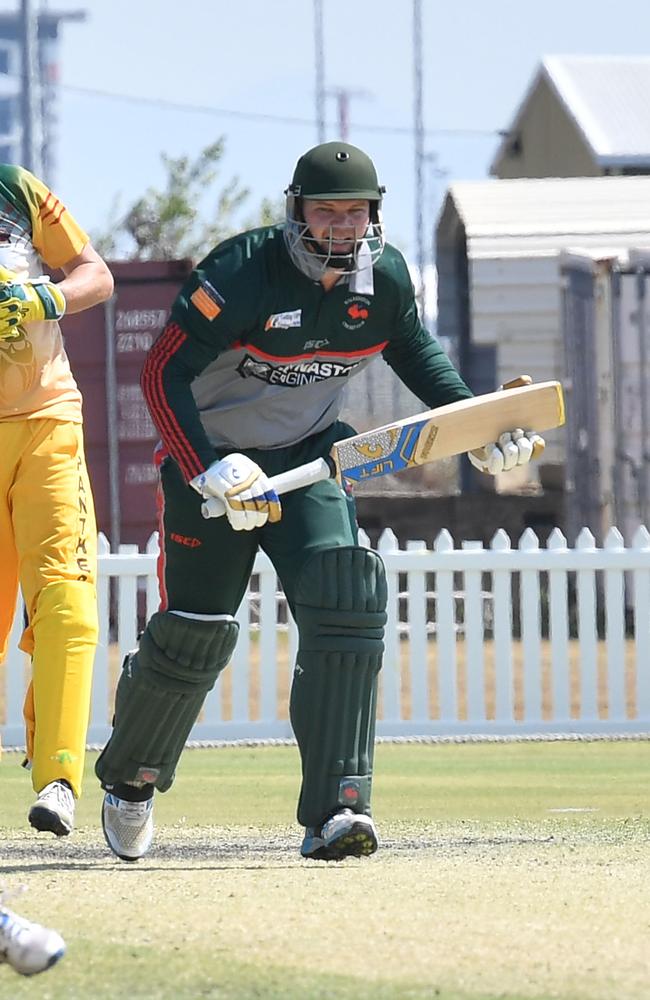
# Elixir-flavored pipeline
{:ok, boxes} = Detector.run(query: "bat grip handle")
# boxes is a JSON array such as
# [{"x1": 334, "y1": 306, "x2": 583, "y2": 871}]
[{"x1": 200, "y1": 457, "x2": 332, "y2": 519}]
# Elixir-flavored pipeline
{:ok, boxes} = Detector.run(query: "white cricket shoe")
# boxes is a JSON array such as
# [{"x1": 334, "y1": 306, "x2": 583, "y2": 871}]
[
  {"x1": 0, "y1": 906, "x2": 65, "y2": 976},
  {"x1": 301, "y1": 808, "x2": 378, "y2": 861},
  {"x1": 102, "y1": 791, "x2": 154, "y2": 862},
  {"x1": 28, "y1": 780, "x2": 75, "y2": 837}
]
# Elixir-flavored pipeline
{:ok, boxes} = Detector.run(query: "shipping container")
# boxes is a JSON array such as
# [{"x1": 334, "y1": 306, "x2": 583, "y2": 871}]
[{"x1": 61, "y1": 259, "x2": 193, "y2": 550}]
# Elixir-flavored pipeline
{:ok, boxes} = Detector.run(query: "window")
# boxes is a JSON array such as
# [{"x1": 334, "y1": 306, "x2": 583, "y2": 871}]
[
  {"x1": 0, "y1": 44, "x2": 12, "y2": 76},
  {"x1": 0, "y1": 98, "x2": 13, "y2": 137}
]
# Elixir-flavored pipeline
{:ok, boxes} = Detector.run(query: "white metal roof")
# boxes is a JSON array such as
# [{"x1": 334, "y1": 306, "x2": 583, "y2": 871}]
[
  {"x1": 491, "y1": 55, "x2": 650, "y2": 171},
  {"x1": 441, "y1": 175, "x2": 650, "y2": 258}
]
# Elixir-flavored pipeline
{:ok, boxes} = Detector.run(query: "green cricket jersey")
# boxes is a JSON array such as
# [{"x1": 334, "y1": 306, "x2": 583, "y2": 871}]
[{"x1": 141, "y1": 224, "x2": 472, "y2": 482}]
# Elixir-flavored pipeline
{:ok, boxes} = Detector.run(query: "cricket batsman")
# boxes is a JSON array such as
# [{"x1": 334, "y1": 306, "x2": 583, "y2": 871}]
[
  {"x1": 96, "y1": 141, "x2": 544, "y2": 862},
  {"x1": 0, "y1": 165, "x2": 113, "y2": 835}
]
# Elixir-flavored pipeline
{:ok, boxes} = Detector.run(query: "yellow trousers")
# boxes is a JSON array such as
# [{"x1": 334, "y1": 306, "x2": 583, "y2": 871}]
[{"x1": 0, "y1": 419, "x2": 98, "y2": 797}]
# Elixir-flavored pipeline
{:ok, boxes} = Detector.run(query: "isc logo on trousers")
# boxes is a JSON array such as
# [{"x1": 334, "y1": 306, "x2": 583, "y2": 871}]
[{"x1": 170, "y1": 532, "x2": 202, "y2": 548}]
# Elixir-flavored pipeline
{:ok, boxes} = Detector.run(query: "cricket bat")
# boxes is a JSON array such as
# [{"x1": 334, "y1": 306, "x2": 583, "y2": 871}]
[{"x1": 200, "y1": 378, "x2": 565, "y2": 518}]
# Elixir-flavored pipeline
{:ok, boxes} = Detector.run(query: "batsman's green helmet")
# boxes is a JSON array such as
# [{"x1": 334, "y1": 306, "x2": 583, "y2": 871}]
[
  {"x1": 284, "y1": 141, "x2": 386, "y2": 279},
  {"x1": 286, "y1": 141, "x2": 385, "y2": 201}
]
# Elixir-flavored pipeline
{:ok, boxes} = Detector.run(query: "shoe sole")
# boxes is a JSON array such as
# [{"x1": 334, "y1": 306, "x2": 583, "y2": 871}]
[
  {"x1": 302, "y1": 821, "x2": 378, "y2": 862},
  {"x1": 28, "y1": 806, "x2": 72, "y2": 837},
  {"x1": 101, "y1": 806, "x2": 149, "y2": 863}
]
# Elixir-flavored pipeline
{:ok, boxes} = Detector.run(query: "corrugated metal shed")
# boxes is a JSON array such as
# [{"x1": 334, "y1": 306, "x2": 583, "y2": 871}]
[
  {"x1": 491, "y1": 55, "x2": 650, "y2": 171},
  {"x1": 436, "y1": 175, "x2": 650, "y2": 475},
  {"x1": 443, "y1": 175, "x2": 650, "y2": 257}
]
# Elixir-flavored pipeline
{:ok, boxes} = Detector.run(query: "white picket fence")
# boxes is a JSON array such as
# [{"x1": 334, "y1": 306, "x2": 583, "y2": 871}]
[{"x1": 2, "y1": 525, "x2": 650, "y2": 747}]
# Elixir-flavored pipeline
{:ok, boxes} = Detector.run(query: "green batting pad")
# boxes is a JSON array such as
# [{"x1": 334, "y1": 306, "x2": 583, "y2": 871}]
[
  {"x1": 289, "y1": 547, "x2": 387, "y2": 827},
  {"x1": 96, "y1": 611, "x2": 238, "y2": 791}
]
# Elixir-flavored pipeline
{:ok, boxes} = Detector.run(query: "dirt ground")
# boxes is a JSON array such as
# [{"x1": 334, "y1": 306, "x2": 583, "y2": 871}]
[{"x1": 2, "y1": 817, "x2": 650, "y2": 1000}]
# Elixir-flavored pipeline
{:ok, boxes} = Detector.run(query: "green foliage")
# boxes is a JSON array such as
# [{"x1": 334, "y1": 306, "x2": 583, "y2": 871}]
[
  {"x1": 244, "y1": 195, "x2": 285, "y2": 230},
  {"x1": 93, "y1": 139, "x2": 280, "y2": 262}
]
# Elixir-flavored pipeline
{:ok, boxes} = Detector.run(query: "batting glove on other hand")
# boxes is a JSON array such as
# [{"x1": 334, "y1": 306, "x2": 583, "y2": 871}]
[
  {"x1": 468, "y1": 429, "x2": 546, "y2": 476},
  {"x1": 190, "y1": 453, "x2": 282, "y2": 530},
  {"x1": 0, "y1": 265, "x2": 66, "y2": 340}
]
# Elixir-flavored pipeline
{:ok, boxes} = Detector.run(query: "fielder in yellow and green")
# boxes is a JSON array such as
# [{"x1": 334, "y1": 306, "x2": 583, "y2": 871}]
[{"x1": 0, "y1": 164, "x2": 113, "y2": 837}]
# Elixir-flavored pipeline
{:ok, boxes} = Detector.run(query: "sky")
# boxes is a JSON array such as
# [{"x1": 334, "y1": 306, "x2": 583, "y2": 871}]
[{"x1": 32, "y1": 0, "x2": 650, "y2": 265}]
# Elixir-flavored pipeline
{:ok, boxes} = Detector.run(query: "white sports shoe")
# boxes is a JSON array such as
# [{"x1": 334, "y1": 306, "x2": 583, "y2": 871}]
[
  {"x1": 28, "y1": 780, "x2": 75, "y2": 837},
  {"x1": 0, "y1": 905, "x2": 65, "y2": 976},
  {"x1": 301, "y1": 808, "x2": 378, "y2": 861},
  {"x1": 102, "y1": 792, "x2": 154, "y2": 862}
]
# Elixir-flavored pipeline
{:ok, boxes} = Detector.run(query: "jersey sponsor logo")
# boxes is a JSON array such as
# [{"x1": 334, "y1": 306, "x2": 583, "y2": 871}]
[
  {"x1": 190, "y1": 278, "x2": 225, "y2": 320},
  {"x1": 237, "y1": 352, "x2": 360, "y2": 386},
  {"x1": 303, "y1": 338, "x2": 330, "y2": 351},
  {"x1": 264, "y1": 309, "x2": 302, "y2": 330},
  {"x1": 343, "y1": 295, "x2": 371, "y2": 330}
]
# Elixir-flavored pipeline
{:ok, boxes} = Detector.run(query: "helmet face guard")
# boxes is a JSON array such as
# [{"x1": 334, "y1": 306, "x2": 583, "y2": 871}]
[{"x1": 284, "y1": 142, "x2": 386, "y2": 279}]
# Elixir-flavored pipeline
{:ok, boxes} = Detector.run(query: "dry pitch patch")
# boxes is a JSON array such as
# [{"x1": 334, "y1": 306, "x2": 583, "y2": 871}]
[{"x1": 2, "y1": 819, "x2": 650, "y2": 1000}]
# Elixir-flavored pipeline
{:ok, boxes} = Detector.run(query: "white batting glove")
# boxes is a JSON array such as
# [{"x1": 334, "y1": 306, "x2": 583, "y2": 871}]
[
  {"x1": 190, "y1": 453, "x2": 282, "y2": 530},
  {"x1": 467, "y1": 429, "x2": 546, "y2": 476}
]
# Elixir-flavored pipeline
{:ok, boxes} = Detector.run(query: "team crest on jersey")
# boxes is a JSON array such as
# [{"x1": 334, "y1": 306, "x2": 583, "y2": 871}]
[
  {"x1": 343, "y1": 295, "x2": 371, "y2": 330},
  {"x1": 264, "y1": 309, "x2": 302, "y2": 331}
]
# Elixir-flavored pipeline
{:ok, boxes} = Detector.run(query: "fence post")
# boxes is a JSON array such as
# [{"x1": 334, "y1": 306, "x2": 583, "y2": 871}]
[
  {"x1": 378, "y1": 528, "x2": 401, "y2": 724},
  {"x1": 604, "y1": 526, "x2": 626, "y2": 721},
  {"x1": 633, "y1": 525, "x2": 650, "y2": 718},
  {"x1": 462, "y1": 539, "x2": 485, "y2": 723},
  {"x1": 576, "y1": 527, "x2": 599, "y2": 722},
  {"x1": 491, "y1": 529, "x2": 514, "y2": 724},
  {"x1": 145, "y1": 532, "x2": 161, "y2": 617},
  {"x1": 406, "y1": 539, "x2": 429, "y2": 724},
  {"x1": 433, "y1": 529, "x2": 457, "y2": 723},
  {"x1": 91, "y1": 532, "x2": 111, "y2": 740},
  {"x1": 519, "y1": 528, "x2": 542, "y2": 722},
  {"x1": 548, "y1": 527, "x2": 570, "y2": 721}
]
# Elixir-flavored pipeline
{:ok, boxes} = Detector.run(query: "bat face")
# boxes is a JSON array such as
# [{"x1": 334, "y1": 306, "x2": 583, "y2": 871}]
[
  {"x1": 332, "y1": 417, "x2": 438, "y2": 484},
  {"x1": 331, "y1": 380, "x2": 565, "y2": 486}
]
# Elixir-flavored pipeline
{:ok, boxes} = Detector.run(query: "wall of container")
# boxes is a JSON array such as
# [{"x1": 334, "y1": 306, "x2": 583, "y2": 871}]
[{"x1": 61, "y1": 259, "x2": 193, "y2": 550}]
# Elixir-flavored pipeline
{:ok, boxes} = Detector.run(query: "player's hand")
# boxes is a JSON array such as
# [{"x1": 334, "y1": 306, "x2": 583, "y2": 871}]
[
  {"x1": 468, "y1": 429, "x2": 545, "y2": 475},
  {"x1": 190, "y1": 453, "x2": 282, "y2": 530},
  {"x1": 0, "y1": 265, "x2": 66, "y2": 339}
]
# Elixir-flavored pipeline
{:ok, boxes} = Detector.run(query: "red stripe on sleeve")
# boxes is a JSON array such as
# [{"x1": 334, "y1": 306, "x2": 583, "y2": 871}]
[
  {"x1": 141, "y1": 322, "x2": 204, "y2": 481},
  {"x1": 40, "y1": 194, "x2": 67, "y2": 226}
]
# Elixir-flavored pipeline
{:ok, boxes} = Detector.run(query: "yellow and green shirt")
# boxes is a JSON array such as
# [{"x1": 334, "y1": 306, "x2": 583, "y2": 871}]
[{"x1": 0, "y1": 164, "x2": 88, "y2": 421}]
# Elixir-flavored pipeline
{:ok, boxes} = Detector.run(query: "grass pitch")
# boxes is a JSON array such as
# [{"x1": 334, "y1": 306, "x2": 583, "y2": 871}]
[{"x1": 1, "y1": 741, "x2": 649, "y2": 999}]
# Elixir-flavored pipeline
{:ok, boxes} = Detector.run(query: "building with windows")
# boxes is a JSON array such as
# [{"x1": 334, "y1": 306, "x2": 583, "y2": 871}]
[{"x1": 0, "y1": 7, "x2": 85, "y2": 183}]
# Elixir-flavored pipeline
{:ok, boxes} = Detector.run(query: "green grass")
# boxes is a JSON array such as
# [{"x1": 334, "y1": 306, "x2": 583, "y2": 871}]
[{"x1": 1, "y1": 742, "x2": 649, "y2": 1000}]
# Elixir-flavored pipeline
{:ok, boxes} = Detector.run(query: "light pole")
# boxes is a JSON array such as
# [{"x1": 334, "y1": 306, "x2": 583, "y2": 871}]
[
  {"x1": 20, "y1": 0, "x2": 43, "y2": 175},
  {"x1": 413, "y1": 0, "x2": 425, "y2": 321},
  {"x1": 314, "y1": 0, "x2": 326, "y2": 143},
  {"x1": 327, "y1": 87, "x2": 371, "y2": 142}
]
